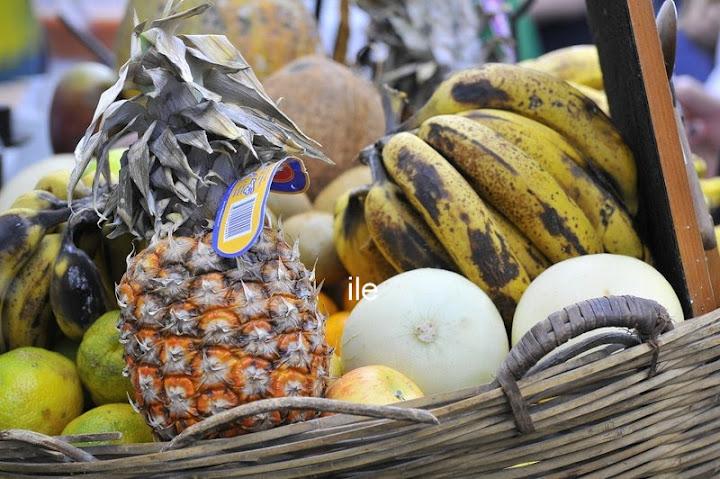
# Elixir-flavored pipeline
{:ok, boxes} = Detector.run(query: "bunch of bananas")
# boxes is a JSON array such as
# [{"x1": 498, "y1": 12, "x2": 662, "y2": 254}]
[
  {"x1": 334, "y1": 61, "x2": 644, "y2": 326},
  {"x1": 0, "y1": 172, "x2": 131, "y2": 352}
]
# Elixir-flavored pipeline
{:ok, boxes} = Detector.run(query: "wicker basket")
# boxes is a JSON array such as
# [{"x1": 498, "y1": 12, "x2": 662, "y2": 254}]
[{"x1": 2, "y1": 295, "x2": 719, "y2": 478}]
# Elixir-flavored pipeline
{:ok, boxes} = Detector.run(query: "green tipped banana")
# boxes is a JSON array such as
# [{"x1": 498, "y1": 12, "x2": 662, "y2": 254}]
[
  {"x1": 50, "y1": 209, "x2": 111, "y2": 341},
  {"x1": 364, "y1": 150, "x2": 457, "y2": 272},
  {"x1": 403, "y1": 63, "x2": 638, "y2": 214},
  {"x1": 0, "y1": 207, "x2": 71, "y2": 351},
  {"x1": 419, "y1": 115, "x2": 602, "y2": 263},
  {"x1": 382, "y1": 132, "x2": 530, "y2": 324},
  {"x1": 3, "y1": 234, "x2": 62, "y2": 349},
  {"x1": 460, "y1": 109, "x2": 643, "y2": 258},
  {"x1": 333, "y1": 186, "x2": 397, "y2": 286}
]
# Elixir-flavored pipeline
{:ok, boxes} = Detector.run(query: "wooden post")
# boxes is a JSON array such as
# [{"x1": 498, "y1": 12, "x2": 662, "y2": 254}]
[{"x1": 585, "y1": 0, "x2": 717, "y2": 316}]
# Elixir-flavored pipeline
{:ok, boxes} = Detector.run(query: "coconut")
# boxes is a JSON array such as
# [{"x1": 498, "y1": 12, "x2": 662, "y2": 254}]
[{"x1": 264, "y1": 56, "x2": 386, "y2": 198}]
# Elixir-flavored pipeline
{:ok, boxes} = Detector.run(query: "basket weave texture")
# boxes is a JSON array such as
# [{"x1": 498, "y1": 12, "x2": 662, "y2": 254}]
[{"x1": 1, "y1": 295, "x2": 719, "y2": 478}]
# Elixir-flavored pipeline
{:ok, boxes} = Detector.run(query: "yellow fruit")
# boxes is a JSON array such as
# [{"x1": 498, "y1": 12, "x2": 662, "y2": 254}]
[
  {"x1": 325, "y1": 365, "x2": 423, "y2": 405},
  {"x1": 0, "y1": 347, "x2": 83, "y2": 434},
  {"x1": 317, "y1": 291, "x2": 339, "y2": 317},
  {"x1": 314, "y1": 166, "x2": 372, "y2": 213},
  {"x1": 381, "y1": 132, "x2": 530, "y2": 323},
  {"x1": 61, "y1": 403, "x2": 154, "y2": 445},
  {"x1": 266, "y1": 192, "x2": 312, "y2": 220},
  {"x1": 419, "y1": 115, "x2": 602, "y2": 263},
  {"x1": 405, "y1": 64, "x2": 638, "y2": 214},
  {"x1": 325, "y1": 311, "x2": 350, "y2": 355},
  {"x1": 521, "y1": 44, "x2": 603, "y2": 89},
  {"x1": 76, "y1": 310, "x2": 133, "y2": 405}
]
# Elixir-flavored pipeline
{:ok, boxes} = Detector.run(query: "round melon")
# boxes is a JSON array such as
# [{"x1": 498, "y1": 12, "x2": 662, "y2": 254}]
[
  {"x1": 219, "y1": 0, "x2": 321, "y2": 80},
  {"x1": 342, "y1": 269, "x2": 509, "y2": 395},
  {"x1": 512, "y1": 254, "x2": 684, "y2": 346},
  {"x1": 264, "y1": 56, "x2": 386, "y2": 198}
]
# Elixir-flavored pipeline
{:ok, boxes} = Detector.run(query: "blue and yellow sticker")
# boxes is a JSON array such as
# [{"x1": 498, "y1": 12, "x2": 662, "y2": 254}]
[{"x1": 212, "y1": 157, "x2": 309, "y2": 258}]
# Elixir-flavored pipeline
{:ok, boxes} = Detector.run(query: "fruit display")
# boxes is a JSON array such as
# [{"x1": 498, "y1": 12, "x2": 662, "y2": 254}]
[
  {"x1": 342, "y1": 269, "x2": 509, "y2": 395},
  {"x1": 0, "y1": 0, "x2": 712, "y2": 467},
  {"x1": 331, "y1": 62, "x2": 647, "y2": 327},
  {"x1": 264, "y1": 56, "x2": 386, "y2": 197},
  {"x1": 74, "y1": 6, "x2": 331, "y2": 441}
]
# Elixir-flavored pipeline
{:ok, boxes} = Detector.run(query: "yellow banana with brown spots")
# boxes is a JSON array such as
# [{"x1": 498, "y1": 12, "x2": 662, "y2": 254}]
[
  {"x1": 519, "y1": 44, "x2": 603, "y2": 90},
  {"x1": 419, "y1": 115, "x2": 602, "y2": 263},
  {"x1": 486, "y1": 206, "x2": 549, "y2": 279},
  {"x1": 459, "y1": 109, "x2": 643, "y2": 258},
  {"x1": 333, "y1": 186, "x2": 398, "y2": 286},
  {"x1": 403, "y1": 63, "x2": 638, "y2": 214},
  {"x1": 382, "y1": 132, "x2": 530, "y2": 324},
  {"x1": 364, "y1": 152, "x2": 457, "y2": 273}
]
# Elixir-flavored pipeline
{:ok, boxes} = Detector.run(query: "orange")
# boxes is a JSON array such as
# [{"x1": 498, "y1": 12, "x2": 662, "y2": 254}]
[
  {"x1": 325, "y1": 311, "x2": 350, "y2": 355},
  {"x1": 317, "y1": 291, "x2": 339, "y2": 316}
]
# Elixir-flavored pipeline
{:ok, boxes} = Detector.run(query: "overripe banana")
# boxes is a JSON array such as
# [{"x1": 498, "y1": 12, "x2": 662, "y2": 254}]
[
  {"x1": 419, "y1": 115, "x2": 602, "y2": 262},
  {"x1": 364, "y1": 150, "x2": 457, "y2": 272},
  {"x1": 50, "y1": 209, "x2": 111, "y2": 341},
  {"x1": 333, "y1": 186, "x2": 398, "y2": 286},
  {"x1": 10, "y1": 190, "x2": 67, "y2": 210},
  {"x1": 382, "y1": 132, "x2": 530, "y2": 324},
  {"x1": 403, "y1": 63, "x2": 638, "y2": 214},
  {"x1": 567, "y1": 81, "x2": 609, "y2": 116},
  {"x1": 35, "y1": 169, "x2": 92, "y2": 201},
  {"x1": 459, "y1": 109, "x2": 643, "y2": 258},
  {"x1": 0, "y1": 207, "x2": 71, "y2": 351},
  {"x1": 3, "y1": 234, "x2": 62, "y2": 349},
  {"x1": 487, "y1": 207, "x2": 550, "y2": 279},
  {"x1": 520, "y1": 44, "x2": 603, "y2": 90}
]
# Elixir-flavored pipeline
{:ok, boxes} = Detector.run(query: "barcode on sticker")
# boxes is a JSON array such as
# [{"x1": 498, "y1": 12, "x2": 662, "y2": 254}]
[{"x1": 224, "y1": 195, "x2": 256, "y2": 241}]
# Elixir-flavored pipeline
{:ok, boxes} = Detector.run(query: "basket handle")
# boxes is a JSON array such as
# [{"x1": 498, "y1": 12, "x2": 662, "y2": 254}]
[{"x1": 497, "y1": 295, "x2": 674, "y2": 434}]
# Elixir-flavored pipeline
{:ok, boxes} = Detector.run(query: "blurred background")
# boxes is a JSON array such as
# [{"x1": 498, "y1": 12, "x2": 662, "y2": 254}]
[{"x1": 0, "y1": 0, "x2": 716, "y2": 191}]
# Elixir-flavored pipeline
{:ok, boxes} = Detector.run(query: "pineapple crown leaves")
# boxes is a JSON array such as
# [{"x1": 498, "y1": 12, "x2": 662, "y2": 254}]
[{"x1": 70, "y1": 1, "x2": 328, "y2": 241}]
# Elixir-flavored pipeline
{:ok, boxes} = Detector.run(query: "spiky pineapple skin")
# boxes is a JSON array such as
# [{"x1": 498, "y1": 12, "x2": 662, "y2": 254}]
[{"x1": 117, "y1": 228, "x2": 330, "y2": 440}]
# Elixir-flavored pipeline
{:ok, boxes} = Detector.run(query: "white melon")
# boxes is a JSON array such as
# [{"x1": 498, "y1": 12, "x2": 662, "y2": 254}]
[
  {"x1": 342, "y1": 268, "x2": 509, "y2": 395},
  {"x1": 512, "y1": 254, "x2": 684, "y2": 346}
]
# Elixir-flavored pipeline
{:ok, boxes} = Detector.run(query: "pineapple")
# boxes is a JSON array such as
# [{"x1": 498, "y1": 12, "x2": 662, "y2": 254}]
[{"x1": 71, "y1": 3, "x2": 331, "y2": 440}]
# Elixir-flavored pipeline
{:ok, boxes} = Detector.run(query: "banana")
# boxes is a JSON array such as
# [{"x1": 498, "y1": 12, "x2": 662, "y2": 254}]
[
  {"x1": 487, "y1": 207, "x2": 550, "y2": 279},
  {"x1": 382, "y1": 132, "x2": 530, "y2": 324},
  {"x1": 520, "y1": 44, "x2": 603, "y2": 90},
  {"x1": 567, "y1": 81, "x2": 609, "y2": 116},
  {"x1": 10, "y1": 190, "x2": 67, "y2": 211},
  {"x1": 3, "y1": 234, "x2": 62, "y2": 349},
  {"x1": 693, "y1": 153, "x2": 708, "y2": 179},
  {"x1": 333, "y1": 186, "x2": 398, "y2": 286},
  {"x1": 364, "y1": 149, "x2": 457, "y2": 272},
  {"x1": 50, "y1": 209, "x2": 111, "y2": 341},
  {"x1": 419, "y1": 115, "x2": 602, "y2": 262},
  {"x1": 0, "y1": 207, "x2": 71, "y2": 351},
  {"x1": 402, "y1": 63, "x2": 638, "y2": 214},
  {"x1": 35, "y1": 170, "x2": 92, "y2": 201},
  {"x1": 701, "y1": 177, "x2": 720, "y2": 210},
  {"x1": 459, "y1": 109, "x2": 643, "y2": 258}
]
